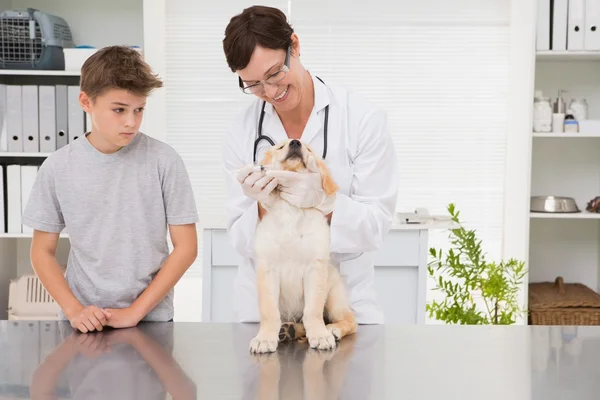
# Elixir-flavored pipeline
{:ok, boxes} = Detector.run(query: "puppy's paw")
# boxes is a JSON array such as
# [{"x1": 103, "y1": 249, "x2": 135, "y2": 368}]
[
  {"x1": 279, "y1": 323, "x2": 296, "y2": 342},
  {"x1": 250, "y1": 331, "x2": 278, "y2": 354},
  {"x1": 307, "y1": 328, "x2": 336, "y2": 350},
  {"x1": 326, "y1": 324, "x2": 342, "y2": 341}
]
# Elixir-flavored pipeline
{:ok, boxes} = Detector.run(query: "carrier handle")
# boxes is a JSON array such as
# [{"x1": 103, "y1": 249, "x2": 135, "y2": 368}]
[{"x1": 554, "y1": 276, "x2": 565, "y2": 295}]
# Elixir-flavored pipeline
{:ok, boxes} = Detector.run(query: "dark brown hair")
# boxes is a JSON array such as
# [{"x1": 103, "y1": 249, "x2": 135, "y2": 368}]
[
  {"x1": 223, "y1": 5, "x2": 294, "y2": 72},
  {"x1": 80, "y1": 45, "x2": 163, "y2": 101}
]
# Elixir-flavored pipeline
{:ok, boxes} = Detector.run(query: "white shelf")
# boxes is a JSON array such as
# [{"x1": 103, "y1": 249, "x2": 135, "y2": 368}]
[
  {"x1": 0, "y1": 69, "x2": 80, "y2": 76},
  {"x1": 536, "y1": 51, "x2": 600, "y2": 61},
  {"x1": 0, "y1": 152, "x2": 51, "y2": 158},
  {"x1": 0, "y1": 233, "x2": 69, "y2": 238},
  {"x1": 530, "y1": 211, "x2": 600, "y2": 219},
  {"x1": 533, "y1": 132, "x2": 600, "y2": 138}
]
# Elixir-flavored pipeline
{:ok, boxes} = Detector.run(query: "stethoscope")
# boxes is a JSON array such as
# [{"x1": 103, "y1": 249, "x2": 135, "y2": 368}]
[{"x1": 253, "y1": 76, "x2": 329, "y2": 163}]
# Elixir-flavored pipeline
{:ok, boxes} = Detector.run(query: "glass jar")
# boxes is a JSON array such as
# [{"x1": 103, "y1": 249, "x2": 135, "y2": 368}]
[
  {"x1": 569, "y1": 98, "x2": 588, "y2": 122},
  {"x1": 533, "y1": 96, "x2": 553, "y2": 132}
]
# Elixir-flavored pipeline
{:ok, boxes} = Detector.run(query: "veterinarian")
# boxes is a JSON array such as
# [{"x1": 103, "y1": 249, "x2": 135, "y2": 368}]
[{"x1": 222, "y1": 5, "x2": 399, "y2": 324}]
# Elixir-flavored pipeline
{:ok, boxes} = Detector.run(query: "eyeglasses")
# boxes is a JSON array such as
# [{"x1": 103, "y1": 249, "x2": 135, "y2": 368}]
[{"x1": 238, "y1": 47, "x2": 290, "y2": 94}]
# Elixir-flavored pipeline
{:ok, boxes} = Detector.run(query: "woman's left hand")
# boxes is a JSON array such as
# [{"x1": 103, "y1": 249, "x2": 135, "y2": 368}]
[{"x1": 266, "y1": 156, "x2": 336, "y2": 214}]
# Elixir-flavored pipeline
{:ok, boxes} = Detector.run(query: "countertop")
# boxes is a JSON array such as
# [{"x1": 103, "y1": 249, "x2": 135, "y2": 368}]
[
  {"x1": 0, "y1": 321, "x2": 597, "y2": 399},
  {"x1": 199, "y1": 214, "x2": 459, "y2": 231}
]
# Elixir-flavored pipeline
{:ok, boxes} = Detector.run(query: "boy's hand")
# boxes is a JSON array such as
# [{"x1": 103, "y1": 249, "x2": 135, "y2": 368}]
[
  {"x1": 68, "y1": 305, "x2": 110, "y2": 333},
  {"x1": 104, "y1": 307, "x2": 142, "y2": 329}
]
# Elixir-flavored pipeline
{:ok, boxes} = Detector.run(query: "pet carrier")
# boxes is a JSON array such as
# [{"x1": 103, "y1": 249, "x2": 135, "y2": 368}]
[
  {"x1": 8, "y1": 274, "x2": 60, "y2": 320},
  {"x1": 0, "y1": 8, "x2": 75, "y2": 70}
]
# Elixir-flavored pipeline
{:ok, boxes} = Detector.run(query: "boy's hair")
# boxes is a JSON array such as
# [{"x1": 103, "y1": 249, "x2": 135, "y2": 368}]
[
  {"x1": 223, "y1": 5, "x2": 293, "y2": 72},
  {"x1": 80, "y1": 45, "x2": 163, "y2": 101}
]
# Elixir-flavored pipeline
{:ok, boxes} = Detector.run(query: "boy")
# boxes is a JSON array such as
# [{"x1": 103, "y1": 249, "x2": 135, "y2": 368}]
[{"x1": 22, "y1": 46, "x2": 199, "y2": 333}]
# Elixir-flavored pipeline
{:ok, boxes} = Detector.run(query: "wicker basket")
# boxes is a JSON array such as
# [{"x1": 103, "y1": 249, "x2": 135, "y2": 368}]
[{"x1": 529, "y1": 276, "x2": 600, "y2": 325}]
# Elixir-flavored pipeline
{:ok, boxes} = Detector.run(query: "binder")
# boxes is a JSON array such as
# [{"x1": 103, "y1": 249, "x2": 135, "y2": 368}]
[
  {"x1": 0, "y1": 166, "x2": 4, "y2": 233},
  {"x1": 568, "y1": 0, "x2": 586, "y2": 50},
  {"x1": 22, "y1": 85, "x2": 39, "y2": 153},
  {"x1": 552, "y1": 0, "x2": 569, "y2": 50},
  {"x1": 585, "y1": 0, "x2": 600, "y2": 50},
  {"x1": 537, "y1": 0, "x2": 551, "y2": 50},
  {"x1": 6, "y1": 85, "x2": 23, "y2": 152},
  {"x1": 39, "y1": 86, "x2": 57, "y2": 153},
  {"x1": 7, "y1": 164, "x2": 21, "y2": 233},
  {"x1": 67, "y1": 85, "x2": 83, "y2": 143},
  {"x1": 0, "y1": 84, "x2": 7, "y2": 152},
  {"x1": 20, "y1": 165, "x2": 38, "y2": 234},
  {"x1": 55, "y1": 85, "x2": 68, "y2": 149},
  {"x1": 85, "y1": 112, "x2": 92, "y2": 133}
]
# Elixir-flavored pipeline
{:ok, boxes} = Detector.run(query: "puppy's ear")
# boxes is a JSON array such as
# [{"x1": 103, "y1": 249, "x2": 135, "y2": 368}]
[
  {"x1": 260, "y1": 148, "x2": 273, "y2": 166},
  {"x1": 313, "y1": 157, "x2": 339, "y2": 196}
]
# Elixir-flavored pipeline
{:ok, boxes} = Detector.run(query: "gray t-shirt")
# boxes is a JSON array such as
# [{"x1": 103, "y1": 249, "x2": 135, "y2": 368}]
[{"x1": 22, "y1": 132, "x2": 199, "y2": 321}]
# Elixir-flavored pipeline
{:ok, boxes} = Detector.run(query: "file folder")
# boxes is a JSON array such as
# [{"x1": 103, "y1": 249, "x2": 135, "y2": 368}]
[
  {"x1": 7, "y1": 164, "x2": 21, "y2": 233},
  {"x1": 552, "y1": 0, "x2": 569, "y2": 50},
  {"x1": 85, "y1": 112, "x2": 92, "y2": 133},
  {"x1": 67, "y1": 85, "x2": 83, "y2": 143},
  {"x1": 6, "y1": 85, "x2": 23, "y2": 152},
  {"x1": 568, "y1": 0, "x2": 586, "y2": 50},
  {"x1": 537, "y1": 0, "x2": 551, "y2": 50},
  {"x1": 22, "y1": 85, "x2": 39, "y2": 153},
  {"x1": 39, "y1": 86, "x2": 57, "y2": 153},
  {"x1": 0, "y1": 166, "x2": 4, "y2": 233},
  {"x1": 585, "y1": 0, "x2": 600, "y2": 50},
  {"x1": 0, "y1": 84, "x2": 7, "y2": 152},
  {"x1": 20, "y1": 165, "x2": 38, "y2": 234},
  {"x1": 55, "y1": 85, "x2": 68, "y2": 149}
]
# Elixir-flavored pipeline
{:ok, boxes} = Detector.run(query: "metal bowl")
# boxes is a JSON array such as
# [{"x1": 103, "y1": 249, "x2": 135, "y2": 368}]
[{"x1": 530, "y1": 196, "x2": 580, "y2": 213}]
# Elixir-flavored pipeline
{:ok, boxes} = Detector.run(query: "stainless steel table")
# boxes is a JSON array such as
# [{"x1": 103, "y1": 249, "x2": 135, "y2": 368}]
[{"x1": 0, "y1": 320, "x2": 597, "y2": 399}]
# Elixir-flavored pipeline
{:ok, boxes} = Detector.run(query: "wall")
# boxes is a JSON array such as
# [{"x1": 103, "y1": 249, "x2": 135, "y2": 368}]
[{"x1": 158, "y1": 0, "x2": 532, "y2": 322}]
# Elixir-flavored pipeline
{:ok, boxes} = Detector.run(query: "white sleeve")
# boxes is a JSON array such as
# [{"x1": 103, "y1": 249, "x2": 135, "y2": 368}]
[
  {"x1": 222, "y1": 123, "x2": 259, "y2": 259},
  {"x1": 329, "y1": 108, "x2": 399, "y2": 254}
]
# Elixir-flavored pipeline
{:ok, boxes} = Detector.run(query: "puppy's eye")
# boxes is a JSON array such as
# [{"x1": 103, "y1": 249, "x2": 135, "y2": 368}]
[{"x1": 277, "y1": 145, "x2": 284, "y2": 150}]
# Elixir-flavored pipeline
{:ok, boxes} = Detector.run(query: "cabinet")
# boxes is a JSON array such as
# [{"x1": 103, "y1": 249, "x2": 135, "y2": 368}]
[
  {"x1": 201, "y1": 223, "x2": 454, "y2": 325},
  {"x1": 529, "y1": 13, "x2": 600, "y2": 295}
]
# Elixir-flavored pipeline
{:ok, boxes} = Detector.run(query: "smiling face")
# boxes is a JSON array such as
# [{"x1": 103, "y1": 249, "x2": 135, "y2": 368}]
[
  {"x1": 79, "y1": 88, "x2": 146, "y2": 154},
  {"x1": 236, "y1": 36, "x2": 309, "y2": 113}
]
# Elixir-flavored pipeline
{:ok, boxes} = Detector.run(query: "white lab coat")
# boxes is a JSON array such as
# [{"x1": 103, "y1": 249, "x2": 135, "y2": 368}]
[{"x1": 222, "y1": 73, "x2": 399, "y2": 324}]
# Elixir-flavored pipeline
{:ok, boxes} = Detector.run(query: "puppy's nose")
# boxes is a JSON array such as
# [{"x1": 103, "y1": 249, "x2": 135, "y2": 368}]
[{"x1": 290, "y1": 139, "x2": 301, "y2": 148}]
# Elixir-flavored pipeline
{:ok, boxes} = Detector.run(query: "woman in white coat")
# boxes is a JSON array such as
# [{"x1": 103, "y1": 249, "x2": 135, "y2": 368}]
[{"x1": 222, "y1": 5, "x2": 399, "y2": 324}]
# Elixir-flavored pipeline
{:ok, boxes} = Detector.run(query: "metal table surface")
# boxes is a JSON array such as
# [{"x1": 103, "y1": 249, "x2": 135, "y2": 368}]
[{"x1": 0, "y1": 320, "x2": 598, "y2": 399}]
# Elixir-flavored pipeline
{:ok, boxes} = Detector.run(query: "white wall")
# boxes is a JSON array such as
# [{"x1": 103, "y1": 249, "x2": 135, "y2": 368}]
[{"x1": 152, "y1": 0, "x2": 536, "y2": 322}]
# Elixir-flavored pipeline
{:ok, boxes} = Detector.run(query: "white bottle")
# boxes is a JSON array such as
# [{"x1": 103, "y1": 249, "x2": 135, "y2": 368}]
[
  {"x1": 569, "y1": 98, "x2": 588, "y2": 122},
  {"x1": 533, "y1": 91, "x2": 552, "y2": 132}
]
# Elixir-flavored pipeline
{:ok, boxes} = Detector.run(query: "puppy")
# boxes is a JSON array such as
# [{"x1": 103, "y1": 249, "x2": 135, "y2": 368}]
[{"x1": 249, "y1": 138, "x2": 357, "y2": 354}]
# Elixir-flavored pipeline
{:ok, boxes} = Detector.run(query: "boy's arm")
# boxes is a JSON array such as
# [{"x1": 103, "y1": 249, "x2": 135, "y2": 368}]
[
  {"x1": 123, "y1": 223, "x2": 198, "y2": 324},
  {"x1": 30, "y1": 230, "x2": 80, "y2": 315},
  {"x1": 31, "y1": 231, "x2": 109, "y2": 332},
  {"x1": 23, "y1": 158, "x2": 109, "y2": 333}
]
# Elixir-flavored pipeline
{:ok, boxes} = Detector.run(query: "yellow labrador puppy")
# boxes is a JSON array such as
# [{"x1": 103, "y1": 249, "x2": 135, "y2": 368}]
[{"x1": 249, "y1": 138, "x2": 357, "y2": 354}]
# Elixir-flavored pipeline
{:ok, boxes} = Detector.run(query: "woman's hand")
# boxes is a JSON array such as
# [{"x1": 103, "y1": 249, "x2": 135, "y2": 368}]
[
  {"x1": 266, "y1": 156, "x2": 336, "y2": 214},
  {"x1": 236, "y1": 165, "x2": 279, "y2": 209}
]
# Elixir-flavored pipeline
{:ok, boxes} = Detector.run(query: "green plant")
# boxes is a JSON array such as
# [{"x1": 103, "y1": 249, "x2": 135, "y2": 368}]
[{"x1": 426, "y1": 203, "x2": 527, "y2": 325}]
